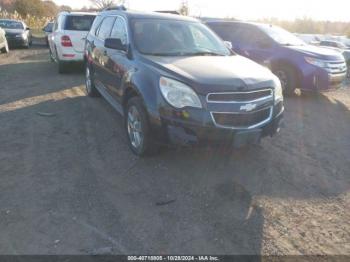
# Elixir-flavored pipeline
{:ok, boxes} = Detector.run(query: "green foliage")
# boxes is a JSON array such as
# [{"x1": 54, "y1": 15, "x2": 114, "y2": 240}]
[
  {"x1": 14, "y1": 0, "x2": 44, "y2": 17},
  {"x1": 0, "y1": 9, "x2": 51, "y2": 30},
  {"x1": 257, "y1": 17, "x2": 350, "y2": 36}
]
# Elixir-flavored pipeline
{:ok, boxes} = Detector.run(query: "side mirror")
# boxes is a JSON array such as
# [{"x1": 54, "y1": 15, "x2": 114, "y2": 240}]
[
  {"x1": 224, "y1": 41, "x2": 233, "y2": 50},
  {"x1": 105, "y1": 38, "x2": 127, "y2": 52},
  {"x1": 26, "y1": 27, "x2": 30, "y2": 31}
]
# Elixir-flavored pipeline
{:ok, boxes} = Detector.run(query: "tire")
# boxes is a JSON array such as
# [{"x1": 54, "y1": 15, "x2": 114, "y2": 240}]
[
  {"x1": 49, "y1": 48, "x2": 55, "y2": 62},
  {"x1": 1, "y1": 41, "x2": 9, "y2": 53},
  {"x1": 125, "y1": 97, "x2": 159, "y2": 156},
  {"x1": 273, "y1": 64, "x2": 298, "y2": 96},
  {"x1": 58, "y1": 60, "x2": 68, "y2": 74},
  {"x1": 85, "y1": 65, "x2": 100, "y2": 97}
]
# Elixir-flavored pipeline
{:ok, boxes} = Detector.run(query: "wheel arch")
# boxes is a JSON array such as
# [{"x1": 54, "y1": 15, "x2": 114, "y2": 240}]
[{"x1": 270, "y1": 59, "x2": 302, "y2": 86}]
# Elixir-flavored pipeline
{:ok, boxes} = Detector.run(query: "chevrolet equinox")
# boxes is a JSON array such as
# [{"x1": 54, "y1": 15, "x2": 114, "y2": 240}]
[{"x1": 84, "y1": 8, "x2": 284, "y2": 156}]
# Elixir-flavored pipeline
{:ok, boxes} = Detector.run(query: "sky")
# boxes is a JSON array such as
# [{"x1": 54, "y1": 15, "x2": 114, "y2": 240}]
[{"x1": 53, "y1": 0, "x2": 350, "y2": 21}]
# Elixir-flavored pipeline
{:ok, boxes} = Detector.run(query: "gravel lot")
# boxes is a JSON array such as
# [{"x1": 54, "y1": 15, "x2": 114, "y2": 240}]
[{"x1": 0, "y1": 45, "x2": 350, "y2": 255}]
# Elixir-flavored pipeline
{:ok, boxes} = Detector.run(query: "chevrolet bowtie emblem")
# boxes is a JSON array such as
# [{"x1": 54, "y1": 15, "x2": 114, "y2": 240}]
[{"x1": 240, "y1": 103, "x2": 257, "y2": 112}]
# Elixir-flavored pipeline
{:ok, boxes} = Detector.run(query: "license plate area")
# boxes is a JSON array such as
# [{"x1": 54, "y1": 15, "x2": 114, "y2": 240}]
[{"x1": 233, "y1": 129, "x2": 262, "y2": 148}]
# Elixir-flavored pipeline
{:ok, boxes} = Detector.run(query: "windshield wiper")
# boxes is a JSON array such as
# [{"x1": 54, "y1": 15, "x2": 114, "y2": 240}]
[
  {"x1": 185, "y1": 51, "x2": 224, "y2": 56},
  {"x1": 146, "y1": 52, "x2": 194, "y2": 57}
]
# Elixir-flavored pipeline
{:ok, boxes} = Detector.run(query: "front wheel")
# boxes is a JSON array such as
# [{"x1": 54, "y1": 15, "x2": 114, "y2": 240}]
[
  {"x1": 273, "y1": 65, "x2": 298, "y2": 95},
  {"x1": 125, "y1": 97, "x2": 159, "y2": 157},
  {"x1": 85, "y1": 65, "x2": 100, "y2": 97}
]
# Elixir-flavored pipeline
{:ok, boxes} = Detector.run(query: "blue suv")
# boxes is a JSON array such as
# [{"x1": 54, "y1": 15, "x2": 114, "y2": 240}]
[{"x1": 207, "y1": 21, "x2": 347, "y2": 94}]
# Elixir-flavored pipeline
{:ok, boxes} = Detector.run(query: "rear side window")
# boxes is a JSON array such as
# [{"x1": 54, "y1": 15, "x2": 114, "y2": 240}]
[
  {"x1": 90, "y1": 15, "x2": 103, "y2": 36},
  {"x1": 64, "y1": 15, "x2": 96, "y2": 31},
  {"x1": 244, "y1": 27, "x2": 267, "y2": 44},
  {"x1": 96, "y1": 16, "x2": 116, "y2": 40}
]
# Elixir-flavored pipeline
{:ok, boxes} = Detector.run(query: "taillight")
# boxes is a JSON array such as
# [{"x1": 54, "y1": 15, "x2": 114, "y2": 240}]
[{"x1": 61, "y1": 35, "x2": 72, "y2": 47}]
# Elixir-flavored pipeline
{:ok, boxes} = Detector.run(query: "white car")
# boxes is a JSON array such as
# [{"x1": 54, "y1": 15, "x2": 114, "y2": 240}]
[
  {"x1": 49, "y1": 12, "x2": 96, "y2": 73},
  {"x1": 0, "y1": 27, "x2": 9, "y2": 53}
]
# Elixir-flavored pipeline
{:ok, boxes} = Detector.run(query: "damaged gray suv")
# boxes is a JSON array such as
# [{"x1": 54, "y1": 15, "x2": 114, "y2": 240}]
[{"x1": 85, "y1": 8, "x2": 284, "y2": 156}]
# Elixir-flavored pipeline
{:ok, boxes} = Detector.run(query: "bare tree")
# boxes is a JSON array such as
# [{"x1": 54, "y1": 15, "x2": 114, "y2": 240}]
[{"x1": 89, "y1": 0, "x2": 121, "y2": 10}]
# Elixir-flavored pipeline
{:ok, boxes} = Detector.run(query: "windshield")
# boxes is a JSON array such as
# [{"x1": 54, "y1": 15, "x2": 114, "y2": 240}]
[
  {"x1": 0, "y1": 20, "x2": 24, "y2": 29},
  {"x1": 131, "y1": 19, "x2": 231, "y2": 56},
  {"x1": 64, "y1": 15, "x2": 96, "y2": 31},
  {"x1": 260, "y1": 25, "x2": 305, "y2": 46}
]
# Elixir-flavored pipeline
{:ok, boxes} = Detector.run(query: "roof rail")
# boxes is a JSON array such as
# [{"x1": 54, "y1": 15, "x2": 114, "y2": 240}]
[
  {"x1": 103, "y1": 5, "x2": 127, "y2": 11},
  {"x1": 155, "y1": 10, "x2": 180, "y2": 15}
]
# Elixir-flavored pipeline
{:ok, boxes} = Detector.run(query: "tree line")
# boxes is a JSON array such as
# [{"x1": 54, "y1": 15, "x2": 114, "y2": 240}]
[{"x1": 0, "y1": 0, "x2": 349, "y2": 37}]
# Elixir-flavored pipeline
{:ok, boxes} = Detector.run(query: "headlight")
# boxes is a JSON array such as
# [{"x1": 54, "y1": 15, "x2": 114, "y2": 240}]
[
  {"x1": 273, "y1": 76, "x2": 283, "y2": 102},
  {"x1": 305, "y1": 57, "x2": 329, "y2": 68},
  {"x1": 159, "y1": 77, "x2": 202, "y2": 109},
  {"x1": 21, "y1": 33, "x2": 27, "y2": 39}
]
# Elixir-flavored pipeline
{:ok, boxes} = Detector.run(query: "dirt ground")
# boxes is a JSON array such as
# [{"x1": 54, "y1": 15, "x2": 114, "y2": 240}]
[{"x1": 0, "y1": 44, "x2": 350, "y2": 256}]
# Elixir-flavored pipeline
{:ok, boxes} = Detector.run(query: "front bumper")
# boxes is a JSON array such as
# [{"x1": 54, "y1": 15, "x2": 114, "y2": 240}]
[
  {"x1": 7, "y1": 37, "x2": 28, "y2": 47},
  {"x1": 300, "y1": 62, "x2": 347, "y2": 91},
  {"x1": 150, "y1": 101, "x2": 284, "y2": 147}
]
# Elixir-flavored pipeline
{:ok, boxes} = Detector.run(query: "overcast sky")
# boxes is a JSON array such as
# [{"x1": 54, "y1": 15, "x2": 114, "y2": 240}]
[{"x1": 53, "y1": 0, "x2": 350, "y2": 21}]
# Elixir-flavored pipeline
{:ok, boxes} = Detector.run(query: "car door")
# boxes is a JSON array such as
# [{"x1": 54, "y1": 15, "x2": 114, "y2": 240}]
[
  {"x1": 102, "y1": 16, "x2": 130, "y2": 102},
  {"x1": 235, "y1": 25, "x2": 274, "y2": 65},
  {"x1": 91, "y1": 16, "x2": 116, "y2": 88}
]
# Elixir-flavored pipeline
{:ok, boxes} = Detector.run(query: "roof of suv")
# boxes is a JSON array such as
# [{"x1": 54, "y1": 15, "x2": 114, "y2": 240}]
[
  {"x1": 59, "y1": 11, "x2": 97, "y2": 16},
  {"x1": 207, "y1": 20, "x2": 274, "y2": 29},
  {"x1": 100, "y1": 9, "x2": 199, "y2": 23}
]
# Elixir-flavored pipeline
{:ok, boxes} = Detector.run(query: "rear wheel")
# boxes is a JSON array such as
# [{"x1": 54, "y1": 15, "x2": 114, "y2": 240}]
[
  {"x1": 1, "y1": 41, "x2": 9, "y2": 53},
  {"x1": 58, "y1": 60, "x2": 68, "y2": 74},
  {"x1": 273, "y1": 65, "x2": 298, "y2": 95},
  {"x1": 49, "y1": 48, "x2": 55, "y2": 62},
  {"x1": 125, "y1": 97, "x2": 159, "y2": 156}
]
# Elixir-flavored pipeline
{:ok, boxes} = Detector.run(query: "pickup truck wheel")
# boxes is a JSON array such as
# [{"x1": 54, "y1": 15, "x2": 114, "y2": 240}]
[
  {"x1": 85, "y1": 65, "x2": 100, "y2": 97},
  {"x1": 274, "y1": 65, "x2": 297, "y2": 95},
  {"x1": 125, "y1": 97, "x2": 159, "y2": 156}
]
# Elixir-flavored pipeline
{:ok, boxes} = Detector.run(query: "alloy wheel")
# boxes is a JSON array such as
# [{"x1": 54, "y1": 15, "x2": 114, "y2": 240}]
[
  {"x1": 275, "y1": 70, "x2": 288, "y2": 91},
  {"x1": 127, "y1": 106, "x2": 144, "y2": 150},
  {"x1": 86, "y1": 66, "x2": 92, "y2": 93}
]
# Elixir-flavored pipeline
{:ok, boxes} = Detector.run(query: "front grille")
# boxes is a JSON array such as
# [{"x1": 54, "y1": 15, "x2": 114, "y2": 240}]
[
  {"x1": 207, "y1": 89, "x2": 272, "y2": 103},
  {"x1": 327, "y1": 61, "x2": 347, "y2": 75},
  {"x1": 212, "y1": 107, "x2": 272, "y2": 129}
]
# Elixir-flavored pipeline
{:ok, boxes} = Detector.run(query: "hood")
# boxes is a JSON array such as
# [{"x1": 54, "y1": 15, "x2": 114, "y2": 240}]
[
  {"x1": 4, "y1": 28, "x2": 25, "y2": 35},
  {"x1": 286, "y1": 45, "x2": 344, "y2": 61},
  {"x1": 142, "y1": 55, "x2": 275, "y2": 94}
]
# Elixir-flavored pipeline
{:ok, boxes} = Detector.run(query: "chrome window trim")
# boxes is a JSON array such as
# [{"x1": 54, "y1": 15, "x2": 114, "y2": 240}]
[
  {"x1": 95, "y1": 15, "x2": 129, "y2": 43},
  {"x1": 206, "y1": 88, "x2": 273, "y2": 104},
  {"x1": 210, "y1": 106, "x2": 273, "y2": 130}
]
